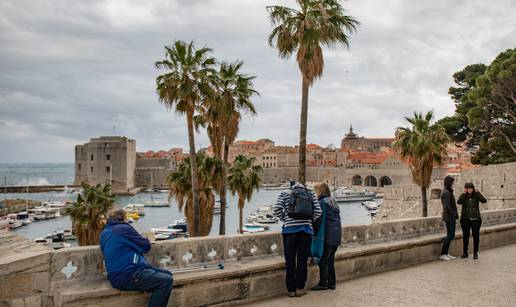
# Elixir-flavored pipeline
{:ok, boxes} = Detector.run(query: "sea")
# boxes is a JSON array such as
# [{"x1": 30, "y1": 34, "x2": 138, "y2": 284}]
[{"x1": 0, "y1": 163, "x2": 372, "y2": 240}]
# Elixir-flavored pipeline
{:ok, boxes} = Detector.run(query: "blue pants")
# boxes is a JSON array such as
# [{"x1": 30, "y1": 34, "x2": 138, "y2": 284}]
[
  {"x1": 118, "y1": 267, "x2": 173, "y2": 307},
  {"x1": 441, "y1": 219, "x2": 456, "y2": 255}
]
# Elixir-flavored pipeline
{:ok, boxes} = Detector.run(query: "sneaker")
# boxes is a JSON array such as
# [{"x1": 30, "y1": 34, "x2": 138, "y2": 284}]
[
  {"x1": 439, "y1": 255, "x2": 451, "y2": 261},
  {"x1": 446, "y1": 254, "x2": 456, "y2": 260},
  {"x1": 288, "y1": 292, "x2": 296, "y2": 298},
  {"x1": 311, "y1": 284, "x2": 328, "y2": 291},
  {"x1": 295, "y1": 289, "x2": 307, "y2": 297},
  {"x1": 328, "y1": 285, "x2": 336, "y2": 290},
  {"x1": 461, "y1": 253, "x2": 468, "y2": 258},
  {"x1": 474, "y1": 252, "x2": 478, "y2": 259}
]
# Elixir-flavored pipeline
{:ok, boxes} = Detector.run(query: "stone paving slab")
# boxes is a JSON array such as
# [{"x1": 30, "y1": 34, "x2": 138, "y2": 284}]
[{"x1": 244, "y1": 244, "x2": 516, "y2": 307}]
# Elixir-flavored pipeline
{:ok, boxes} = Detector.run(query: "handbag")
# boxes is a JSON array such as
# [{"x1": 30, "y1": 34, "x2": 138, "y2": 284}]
[{"x1": 311, "y1": 202, "x2": 326, "y2": 263}]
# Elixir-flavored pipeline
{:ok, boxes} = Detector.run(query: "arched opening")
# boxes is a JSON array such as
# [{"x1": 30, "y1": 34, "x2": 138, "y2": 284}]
[
  {"x1": 379, "y1": 176, "x2": 393, "y2": 187},
  {"x1": 352, "y1": 175, "x2": 362, "y2": 186},
  {"x1": 430, "y1": 189, "x2": 442, "y2": 199},
  {"x1": 364, "y1": 175, "x2": 377, "y2": 187}
]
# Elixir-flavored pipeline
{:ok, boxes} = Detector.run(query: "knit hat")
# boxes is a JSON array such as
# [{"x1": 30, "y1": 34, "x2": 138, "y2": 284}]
[{"x1": 464, "y1": 182, "x2": 475, "y2": 189}]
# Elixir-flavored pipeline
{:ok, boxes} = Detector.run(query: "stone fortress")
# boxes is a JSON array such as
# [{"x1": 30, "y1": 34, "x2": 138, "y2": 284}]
[{"x1": 74, "y1": 127, "x2": 475, "y2": 194}]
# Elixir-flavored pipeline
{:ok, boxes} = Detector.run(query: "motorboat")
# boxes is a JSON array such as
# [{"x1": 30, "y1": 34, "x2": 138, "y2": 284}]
[
  {"x1": 255, "y1": 212, "x2": 277, "y2": 224},
  {"x1": 16, "y1": 212, "x2": 32, "y2": 225},
  {"x1": 126, "y1": 212, "x2": 140, "y2": 220},
  {"x1": 62, "y1": 228, "x2": 77, "y2": 241},
  {"x1": 149, "y1": 218, "x2": 188, "y2": 239},
  {"x1": 213, "y1": 202, "x2": 221, "y2": 214},
  {"x1": 124, "y1": 204, "x2": 146, "y2": 216},
  {"x1": 369, "y1": 209, "x2": 379, "y2": 216},
  {"x1": 7, "y1": 214, "x2": 23, "y2": 229},
  {"x1": 29, "y1": 207, "x2": 60, "y2": 220},
  {"x1": 242, "y1": 223, "x2": 270, "y2": 233},
  {"x1": 362, "y1": 201, "x2": 379, "y2": 211},
  {"x1": 34, "y1": 232, "x2": 71, "y2": 249},
  {"x1": 334, "y1": 187, "x2": 376, "y2": 202}
]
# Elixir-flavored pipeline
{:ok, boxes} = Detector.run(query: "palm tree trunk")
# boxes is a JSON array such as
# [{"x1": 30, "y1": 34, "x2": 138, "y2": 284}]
[
  {"x1": 420, "y1": 185, "x2": 428, "y2": 217},
  {"x1": 298, "y1": 77, "x2": 309, "y2": 185},
  {"x1": 219, "y1": 140, "x2": 230, "y2": 235},
  {"x1": 186, "y1": 109, "x2": 201, "y2": 237},
  {"x1": 238, "y1": 197, "x2": 245, "y2": 234}
]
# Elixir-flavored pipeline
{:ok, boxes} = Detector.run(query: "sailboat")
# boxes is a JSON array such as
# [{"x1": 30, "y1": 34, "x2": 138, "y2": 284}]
[{"x1": 143, "y1": 168, "x2": 170, "y2": 207}]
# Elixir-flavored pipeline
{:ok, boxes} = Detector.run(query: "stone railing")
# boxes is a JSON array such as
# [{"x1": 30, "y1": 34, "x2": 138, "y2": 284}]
[{"x1": 2, "y1": 208, "x2": 516, "y2": 306}]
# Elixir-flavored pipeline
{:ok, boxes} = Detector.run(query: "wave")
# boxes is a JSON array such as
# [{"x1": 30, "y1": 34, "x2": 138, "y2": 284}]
[{"x1": 16, "y1": 177, "x2": 52, "y2": 186}]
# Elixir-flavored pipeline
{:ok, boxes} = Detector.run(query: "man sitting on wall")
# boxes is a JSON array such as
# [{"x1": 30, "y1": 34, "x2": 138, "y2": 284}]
[{"x1": 100, "y1": 209, "x2": 173, "y2": 307}]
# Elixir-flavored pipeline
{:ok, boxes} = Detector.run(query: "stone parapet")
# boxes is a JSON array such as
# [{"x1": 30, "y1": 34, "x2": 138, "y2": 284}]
[{"x1": 1, "y1": 208, "x2": 516, "y2": 306}]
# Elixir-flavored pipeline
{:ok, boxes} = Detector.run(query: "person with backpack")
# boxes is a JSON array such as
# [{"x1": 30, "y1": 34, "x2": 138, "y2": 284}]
[
  {"x1": 311, "y1": 182, "x2": 342, "y2": 291},
  {"x1": 457, "y1": 182, "x2": 487, "y2": 259},
  {"x1": 273, "y1": 181, "x2": 322, "y2": 297},
  {"x1": 439, "y1": 175, "x2": 459, "y2": 261}
]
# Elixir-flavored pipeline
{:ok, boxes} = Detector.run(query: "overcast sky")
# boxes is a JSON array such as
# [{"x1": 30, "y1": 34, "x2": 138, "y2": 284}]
[{"x1": 1, "y1": 0, "x2": 515, "y2": 162}]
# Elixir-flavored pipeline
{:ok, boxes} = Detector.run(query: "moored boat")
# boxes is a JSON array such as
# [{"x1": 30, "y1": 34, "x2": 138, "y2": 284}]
[
  {"x1": 334, "y1": 187, "x2": 376, "y2": 202},
  {"x1": 124, "y1": 204, "x2": 146, "y2": 216}
]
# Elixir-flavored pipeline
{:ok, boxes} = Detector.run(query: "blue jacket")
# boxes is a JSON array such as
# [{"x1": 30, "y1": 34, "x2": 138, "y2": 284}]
[
  {"x1": 99, "y1": 219, "x2": 151, "y2": 288},
  {"x1": 315, "y1": 195, "x2": 342, "y2": 246}
]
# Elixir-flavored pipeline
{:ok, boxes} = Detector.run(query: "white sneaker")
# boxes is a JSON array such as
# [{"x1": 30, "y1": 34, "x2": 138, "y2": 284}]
[
  {"x1": 447, "y1": 254, "x2": 456, "y2": 259},
  {"x1": 439, "y1": 255, "x2": 451, "y2": 261}
]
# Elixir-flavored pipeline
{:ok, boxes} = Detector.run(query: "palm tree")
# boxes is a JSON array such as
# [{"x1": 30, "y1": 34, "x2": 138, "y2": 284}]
[
  {"x1": 155, "y1": 40, "x2": 216, "y2": 237},
  {"x1": 227, "y1": 155, "x2": 262, "y2": 233},
  {"x1": 267, "y1": 0, "x2": 359, "y2": 185},
  {"x1": 197, "y1": 61, "x2": 258, "y2": 235},
  {"x1": 167, "y1": 151, "x2": 223, "y2": 236},
  {"x1": 65, "y1": 182, "x2": 115, "y2": 246},
  {"x1": 392, "y1": 111, "x2": 449, "y2": 217}
]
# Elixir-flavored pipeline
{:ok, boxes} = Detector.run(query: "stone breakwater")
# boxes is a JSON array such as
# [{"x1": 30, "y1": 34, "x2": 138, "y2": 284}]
[
  {"x1": 377, "y1": 162, "x2": 516, "y2": 221},
  {"x1": 1, "y1": 208, "x2": 516, "y2": 306}
]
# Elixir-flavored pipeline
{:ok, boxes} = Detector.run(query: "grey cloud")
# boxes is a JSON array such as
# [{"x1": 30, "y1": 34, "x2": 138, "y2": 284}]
[{"x1": 1, "y1": 0, "x2": 515, "y2": 162}]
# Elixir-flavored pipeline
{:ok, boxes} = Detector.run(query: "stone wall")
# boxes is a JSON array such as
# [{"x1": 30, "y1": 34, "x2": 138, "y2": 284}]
[
  {"x1": 2, "y1": 208, "x2": 516, "y2": 306},
  {"x1": 260, "y1": 166, "x2": 413, "y2": 188},
  {"x1": 377, "y1": 162, "x2": 516, "y2": 221}
]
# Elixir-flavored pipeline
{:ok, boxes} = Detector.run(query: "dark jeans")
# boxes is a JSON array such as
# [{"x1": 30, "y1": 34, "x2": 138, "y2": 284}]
[
  {"x1": 460, "y1": 219, "x2": 482, "y2": 254},
  {"x1": 440, "y1": 219, "x2": 456, "y2": 255},
  {"x1": 317, "y1": 244, "x2": 338, "y2": 287},
  {"x1": 283, "y1": 232, "x2": 312, "y2": 293},
  {"x1": 117, "y1": 267, "x2": 173, "y2": 307}
]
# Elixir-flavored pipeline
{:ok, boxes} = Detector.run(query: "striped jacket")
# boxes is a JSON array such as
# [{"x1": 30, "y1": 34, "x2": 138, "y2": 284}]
[{"x1": 273, "y1": 182, "x2": 322, "y2": 229}]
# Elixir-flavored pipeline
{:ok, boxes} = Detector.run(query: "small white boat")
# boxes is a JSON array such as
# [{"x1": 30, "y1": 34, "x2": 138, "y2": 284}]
[
  {"x1": 124, "y1": 204, "x2": 146, "y2": 216},
  {"x1": 334, "y1": 187, "x2": 376, "y2": 202},
  {"x1": 16, "y1": 212, "x2": 32, "y2": 225},
  {"x1": 213, "y1": 202, "x2": 221, "y2": 214},
  {"x1": 369, "y1": 209, "x2": 379, "y2": 216},
  {"x1": 362, "y1": 201, "x2": 379, "y2": 211},
  {"x1": 255, "y1": 212, "x2": 277, "y2": 224},
  {"x1": 7, "y1": 215, "x2": 23, "y2": 229},
  {"x1": 242, "y1": 223, "x2": 270, "y2": 233}
]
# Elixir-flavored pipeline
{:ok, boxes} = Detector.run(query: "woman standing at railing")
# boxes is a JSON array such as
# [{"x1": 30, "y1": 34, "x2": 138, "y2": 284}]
[
  {"x1": 457, "y1": 182, "x2": 487, "y2": 259},
  {"x1": 311, "y1": 182, "x2": 342, "y2": 291}
]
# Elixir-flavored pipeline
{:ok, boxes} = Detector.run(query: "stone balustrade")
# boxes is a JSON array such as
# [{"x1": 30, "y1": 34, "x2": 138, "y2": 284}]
[{"x1": 2, "y1": 208, "x2": 516, "y2": 306}]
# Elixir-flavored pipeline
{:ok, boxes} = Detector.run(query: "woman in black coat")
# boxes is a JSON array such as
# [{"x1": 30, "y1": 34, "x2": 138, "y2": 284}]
[
  {"x1": 457, "y1": 182, "x2": 487, "y2": 259},
  {"x1": 312, "y1": 182, "x2": 342, "y2": 291}
]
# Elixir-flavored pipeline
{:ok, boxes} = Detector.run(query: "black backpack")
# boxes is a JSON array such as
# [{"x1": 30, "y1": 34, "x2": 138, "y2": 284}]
[{"x1": 288, "y1": 186, "x2": 314, "y2": 219}]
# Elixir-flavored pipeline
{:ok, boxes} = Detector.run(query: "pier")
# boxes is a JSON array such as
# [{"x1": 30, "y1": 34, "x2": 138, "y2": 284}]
[{"x1": 0, "y1": 185, "x2": 80, "y2": 194}]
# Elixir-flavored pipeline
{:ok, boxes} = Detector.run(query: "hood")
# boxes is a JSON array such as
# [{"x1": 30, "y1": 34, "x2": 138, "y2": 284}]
[
  {"x1": 444, "y1": 175, "x2": 455, "y2": 192},
  {"x1": 464, "y1": 182, "x2": 475, "y2": 189}
]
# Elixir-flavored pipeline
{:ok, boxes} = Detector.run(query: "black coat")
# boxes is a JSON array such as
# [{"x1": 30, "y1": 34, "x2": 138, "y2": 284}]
[
  {"x1": 457, "y1": 191, "x2": 487, "y2": 220},
  {"x1": 440, "y1": 189, "x2": 458, "y2": 221}
]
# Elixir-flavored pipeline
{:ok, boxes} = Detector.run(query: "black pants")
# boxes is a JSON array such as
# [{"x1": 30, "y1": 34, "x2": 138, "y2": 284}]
[
  {"x1": 460, "y1": 219, "x2": 482, "y2": 254},
  {"x1": 440, "y1": 219, "x2": 456, "y2": 255},
  {"x1": 318, "y1": 244, "x2": 338, "y2": 287},
  {"x1": 282, "y1": 232, "x2": 311, "y2": 293}
]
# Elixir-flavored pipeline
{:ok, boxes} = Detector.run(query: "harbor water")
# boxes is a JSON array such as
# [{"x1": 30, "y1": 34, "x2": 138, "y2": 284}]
[{"x1": 0, "y1": 163, "x2": 372, "y2": 240}]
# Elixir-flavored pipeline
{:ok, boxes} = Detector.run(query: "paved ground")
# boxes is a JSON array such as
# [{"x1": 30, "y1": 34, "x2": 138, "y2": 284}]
[{"x1": 245, "y1": 244, "x2": 516, "y2": 307}]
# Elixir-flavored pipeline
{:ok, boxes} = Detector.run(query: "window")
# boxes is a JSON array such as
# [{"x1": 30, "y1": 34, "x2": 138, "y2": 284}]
[
  {"x1": 78, "y1": 164, "x2": 81, "y2": 171},
  {"x1": 90, "y1": 154, "x2": 94, "y2": 161},
  {"x1": 90, "y1": 166, "x2": 94, "y2": 173},
  {"x1": 106, "y1": 166, "x2": 111, "y2": 173},
  {"x1": 106, "y1": 154, "x2": 110, "y2": 161}
]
